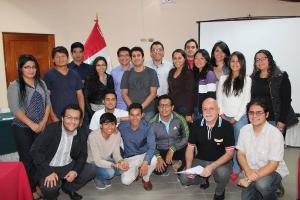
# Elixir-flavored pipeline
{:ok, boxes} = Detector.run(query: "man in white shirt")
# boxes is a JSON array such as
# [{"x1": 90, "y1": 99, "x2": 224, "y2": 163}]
[
  {"x1": 145, "y1": 41, "x2": 172, "y2": 97},
  {"x1": 89, "y1": 90, "x2": 128, "y2": 131},
  {"x1": 237, "y1": 99, "x2": 289, "y2": 199}
]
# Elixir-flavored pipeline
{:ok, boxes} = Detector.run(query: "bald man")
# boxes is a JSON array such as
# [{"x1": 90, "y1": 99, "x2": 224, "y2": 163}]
[{"x1": 179, "y1": 98, "x2": 235, "y2": 200}]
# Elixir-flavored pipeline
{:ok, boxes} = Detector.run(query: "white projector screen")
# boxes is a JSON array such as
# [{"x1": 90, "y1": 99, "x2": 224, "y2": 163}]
[{"x1": 199, "y1": 17, "x2": 300, "y2": 113}]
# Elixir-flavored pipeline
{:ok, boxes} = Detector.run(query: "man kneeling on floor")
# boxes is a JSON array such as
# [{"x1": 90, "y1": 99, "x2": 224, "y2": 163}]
[
  {"x1": 87, "y1": 112, "x2": 129, "y2": 189},
  {"x1": 179, "y1": 98, "x2": 235, "y2": 200},
  {"x1": 118, "y1": 103, "x2": 157, "y2": 190},
  {"x1": 30, "y1": 104, "x2": 95, "y2": 200}
]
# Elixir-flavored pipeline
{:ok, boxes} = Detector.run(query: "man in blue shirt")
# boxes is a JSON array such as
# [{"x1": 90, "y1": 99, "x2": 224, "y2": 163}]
[
  {"x1": 118, "y1": 103, "x2": 157, "y2": 191},
  {"x1": 67, "y1": 42, "x2": 92, "y2": 83}
]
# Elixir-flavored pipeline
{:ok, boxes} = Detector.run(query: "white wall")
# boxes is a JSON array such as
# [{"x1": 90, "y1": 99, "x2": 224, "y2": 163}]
[{"x1": 1, "y1": 0, "x2": 300, "y2": 108}]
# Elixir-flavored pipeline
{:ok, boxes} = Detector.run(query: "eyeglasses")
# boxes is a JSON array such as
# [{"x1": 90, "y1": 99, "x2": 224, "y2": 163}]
[
  {"x1": 64, "y1": 115, "x2": 80, "y2": 121},
  {"x1": 158, "y1": 104, "x2": 171, "y2": 109},
  {"x1": 23, "y1": 65, "x2": 37, "y2": 70},
  {"x1": 248, "y1": 111, "x2": 265, "y2": 116},
  {"x1": 255, "y1": 57, "x2": 267, "y2": 63},
  {"x1": 152, "y1": 48, "x2": 163, "y2": 53}
]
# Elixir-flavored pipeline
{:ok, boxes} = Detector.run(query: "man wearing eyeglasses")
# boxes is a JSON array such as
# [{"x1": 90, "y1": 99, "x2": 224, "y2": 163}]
[
  {"x1": 30, "y1": 104, "x2": 95, "y2": 200},
  {"x1": 236, "y1": 99, "x2": 289, "y2": 199},
  {"x1": 149, "y1": 94, "x2": 189, "y2": 176}
]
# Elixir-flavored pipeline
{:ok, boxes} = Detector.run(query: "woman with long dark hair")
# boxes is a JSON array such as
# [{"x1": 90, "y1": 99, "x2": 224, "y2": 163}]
[
  {"x1": 168, "y1": 49, "x2": 194, "y2": 122},
  {"x1": 193, "y1": 49, "x2": 218, "y2": 119},
  {"x1": 217, "y1": 51, "x2": 251, "y2": 181},
  {"x1": 7, "y1": 54, "x2": 51, "y2": 199},
  {"x1": 211, "y1": 41, "x2": 231, "y2": 80},
  {"x1": 251, "y1": 49, "x2": 298, "y2": 131},
  {"x1": 84, "y1": 56, "x2": 114, "y2": 120}
]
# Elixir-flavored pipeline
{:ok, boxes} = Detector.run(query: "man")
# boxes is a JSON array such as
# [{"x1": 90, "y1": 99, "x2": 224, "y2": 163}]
[
  {"x1": 87, "y1": 113, "x2": 129, "y2": 190},
  {"x1": 44, "y1": 46, "x2": 85, "y2": 122},
  {"x1": 121, "y1": 47, "x2": 159, "y2": 121},
  {"x1": 67, "y1": 42, "x2": 92, "y2": 83},
  {"x1": 30, "y1": 104, "x2": 95, "y2": 200},
  {"x1": 179, "y1": 98, "x2": 235, "y2": 200},
  {"x1": 111, "y1": 47, "x2": 132, "y2": 110},
  {"x1": 118, "y1": 103, "x2": 157, "y2": 191},
  {"x1": 184, "y1": 38, "x2": 198, "y2": 69},
  {"x1": 150, "y1": 95, "x2": 189, "y2": 175},
  {"x1": 236, "y1": 100, "x2": 288, "y2": 200},
  {"x1": 89, "y1": 90, "x2": 128, "y2": 131},
  {"x1": 145, "y1": 41, "x2": 172, "y2": 97}
]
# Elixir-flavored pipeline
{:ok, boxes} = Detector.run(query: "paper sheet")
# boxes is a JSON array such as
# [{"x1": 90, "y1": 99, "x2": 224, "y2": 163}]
[{"x1": 176, "y1": 165, "x2": 204, "y2": 175}]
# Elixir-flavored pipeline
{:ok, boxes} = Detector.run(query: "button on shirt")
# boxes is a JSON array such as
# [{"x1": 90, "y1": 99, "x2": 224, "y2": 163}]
[
  {"x1": 145, "y1": 59, "x2": 172, "y2": 96},
  {"x1": 49, "y1": 125, "x2": 77, "y2": 167},
  {"x1": 236, "y1": 122, "x2": 289, "y2": 178}
]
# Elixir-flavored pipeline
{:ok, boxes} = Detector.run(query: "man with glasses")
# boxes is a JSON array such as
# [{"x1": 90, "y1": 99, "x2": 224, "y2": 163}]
[
  {"x1": 149, "y1": 95, "x2": 189, "y2": 175},
  {"x1": 145, "y1": 41, "x2": 172, "y2": 97},
  {"x1": 30, "y1": 104, "x2": 95, "y2": 200},
  {"x1": 237, "y1": 99, "x2": 289, "y2": 200}
]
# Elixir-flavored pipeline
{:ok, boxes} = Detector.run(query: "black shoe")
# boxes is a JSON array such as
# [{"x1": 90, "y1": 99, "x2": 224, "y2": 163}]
[
  {"x1": 200, "y1": 179, "x2": 209, "y2": 189},
  {"x1": 276, "y1": 181, "x2": 285, "y2": 198},
  {"x1": 214, "y1": 191, "x2": 225, "y2": 200},
  {"x1": 61, "y1": 187, "x2": 82, "y2": 200}
]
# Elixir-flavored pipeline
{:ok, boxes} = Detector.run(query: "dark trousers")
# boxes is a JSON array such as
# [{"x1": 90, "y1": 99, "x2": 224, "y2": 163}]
[
  {"x1": 12, "y1": 125, "x2": 38, "y2": 191},
  {"x1": 155, "y1": 145, "x2": 187, "y2": 174},
  {"x1": 39, "y1": 162, "x2": 96, "y2": 200}
]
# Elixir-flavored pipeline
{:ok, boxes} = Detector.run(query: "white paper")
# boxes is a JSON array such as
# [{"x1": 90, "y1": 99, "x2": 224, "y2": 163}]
[{"x1": 176, "y1": 165, "x2": 204, "y2": 175}]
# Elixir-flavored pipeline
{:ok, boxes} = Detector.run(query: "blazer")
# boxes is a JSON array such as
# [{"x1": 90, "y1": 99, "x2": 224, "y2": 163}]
[{"x1": 30, "y1": 121, "x2": 87, "y2": 178}]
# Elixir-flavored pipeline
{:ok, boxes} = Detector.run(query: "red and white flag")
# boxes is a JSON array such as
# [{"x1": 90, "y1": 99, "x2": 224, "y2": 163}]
[{"x1": 83, "y1": 18, "x2": 112, "y2": 73}]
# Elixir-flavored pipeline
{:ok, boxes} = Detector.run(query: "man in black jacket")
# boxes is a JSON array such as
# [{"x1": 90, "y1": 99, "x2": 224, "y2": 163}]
[{"x1": 30, "y1": 104, "x2": 95, "y2": 200}]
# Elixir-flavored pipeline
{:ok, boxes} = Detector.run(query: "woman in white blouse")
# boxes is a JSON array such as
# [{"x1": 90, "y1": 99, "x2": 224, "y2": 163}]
[{"x1": 217, "y1": 51, "x2": 251, "y2": 181}]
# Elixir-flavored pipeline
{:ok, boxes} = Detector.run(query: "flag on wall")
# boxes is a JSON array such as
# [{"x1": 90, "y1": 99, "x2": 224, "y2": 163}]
[{"x1": 83, "y1": 17, "x2": 112, "y2": 73}]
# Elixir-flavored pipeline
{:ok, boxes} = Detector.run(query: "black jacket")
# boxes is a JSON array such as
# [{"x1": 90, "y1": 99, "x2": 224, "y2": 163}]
[{"x1": 30, "y1": 122, "x2": 87, "y2": 178}]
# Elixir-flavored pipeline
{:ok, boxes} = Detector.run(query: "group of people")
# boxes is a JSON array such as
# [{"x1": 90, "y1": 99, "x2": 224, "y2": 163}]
[{"x1": 6, "y1": 38, "x2": 297, "y2": 200}]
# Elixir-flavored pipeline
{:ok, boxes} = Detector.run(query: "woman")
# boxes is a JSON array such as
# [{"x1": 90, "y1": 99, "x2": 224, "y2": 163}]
[
  {"x1": 193, "y1": 49, "x2": 218, "y2": 120},
  {"x1": 217, "y1": 51, "x2": 251, "y2": 181},
  {"x1": 251, "y1": 49, "x2": 298, "y2": 131},
  {"x1": 168, "y1": 49, "x2": 194, "y2": 122},
  {"x1": 210, "y1": 41, "x2": 231, "y2": 80},
  {"x1": 7, "y1": 54, "x2": 51, "y2": 199},
  {"x1": 84, "y1": 56, "x2": 115, "y2": 120}
]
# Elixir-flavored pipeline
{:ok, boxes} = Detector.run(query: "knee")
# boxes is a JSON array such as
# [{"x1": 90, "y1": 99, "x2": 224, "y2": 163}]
[
  {"x1": 121, "y1": 175, "x2": 135, "y2": 185},
  {"x1": 105, "y1": 169, "x2": 115, "y2": 179},
  {"x1": 255, "y1": 178, "x2": 272, "y2": 192},
  {"x1": 40, "y1": 180, "x2": 61, "y2": 196},
  {"x1": 214, "y1": 165, "x2": 230, "y2": 181}
]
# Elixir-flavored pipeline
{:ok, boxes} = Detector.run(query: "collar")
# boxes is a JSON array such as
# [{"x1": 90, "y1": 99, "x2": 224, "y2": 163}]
[
  {"x1": 200, "y1": 116, "x2": 222, "y2": 128},
  {"x1": 158, "y1": 113, "x2": 173, "y2": 124}
]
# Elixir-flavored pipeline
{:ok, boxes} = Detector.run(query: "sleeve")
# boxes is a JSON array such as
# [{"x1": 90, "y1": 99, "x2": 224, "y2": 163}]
[
  {"x1": 206, "y1": 71, "x2": 217, "y2": 99},
  {"x1": 235, "y1": 126, "x2": 246, "y2": 153},
  {"x1": 268, "y1": 128, "x2": 284, "y2": 161},
  {"x1": 88, "y1": 133, "x2": 114, "y2": 168},
  {"x1": 278, "y1": 72, "x2": 292, "y2": 123},
  {"x1": 41, "y1": 80, "x2": 51, "y2": 106},
  {"x1": 89, "y1": 111, "x2": 100, "y2": 131},
  {"x1": 108, "y1": 74, "x2": 115, "y2": 91},
  {"x1": 112, "y1": 133, "x2": 123, "y2": 163},
  {"x1": 188, "y1": 120, "x2": 198, "y2": 146},
  {"x1": 72, "y1": 131, "x2": 88, "y2": 173},
  {"x1": 74, "y1": 73, "x2": 84, "y2": 90},
  {"x1": 223, "y1": 122, "x2": 235, "y2": 151},
  {"x1": 43, "y1": 71, "x2": 52, "y2": 91},
  {"x1": 144, "y1": 125, "x2": 156, "y2": 163},
  {"x1": 171, "y1": 115, "x2": 189, "y2": 152},
  {"x1": 185, "y1": 71, "x2": 194, "y2": 115},
  {"x1": 150, "y1": 69, "x2": 160, "y2": 87},
  {"x1": 7, "y1": 81, "x2": 24, "y2": 115},
  {"x1": 120, "y1": 71, "x2": 130, "y2": 89},
  {"x1": 216, "y1": 75, "x2": 225, "y2": 115},
  {"x1": 234, "y1": 77, "x2": 252, "y2": 121}
]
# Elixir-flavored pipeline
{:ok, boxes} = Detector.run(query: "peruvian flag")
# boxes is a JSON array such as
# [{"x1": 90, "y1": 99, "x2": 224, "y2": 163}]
[{"x1": 83, "y1": 18, "x2": 112, "y2": 73}]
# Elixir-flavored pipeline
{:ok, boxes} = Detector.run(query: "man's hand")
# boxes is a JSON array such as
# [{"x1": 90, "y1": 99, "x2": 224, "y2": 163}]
[
  {"x1": 29, "y1": 122, "x2": 42, "y2": 133},
  {"x1": 64, "y1": 171, "x2": 77, "y2": 183},
  {"x1": 44, "y1": 172, "x2": 58, "y2": 188},
  {"x1": 118, "y1": 160, "x2": 129, "y2": 171},
  {"x1": 139, "y1": 161, "x2": 149, "y2": 177},
  {"x1": 229, "y1": 119, "x2": 237, "y2": 125},
  {"x1": 245, "y1": 168, "x2": 259, "y2": 182},
  {"x1": 156, "y1": 157, "x2": 167, "y2": 173},
  {"x1": 166, "y1": 150, "x2": 174, "y2": 164},
  {"x1": 185, "y1": 115, "x2": 193, "y2": 123},
  {"x1": 238, "y1": 177, "x2": 251, "y2": 188},
  {"x1": 201, "y1": 164, "x2": 215, "y2": 177}
]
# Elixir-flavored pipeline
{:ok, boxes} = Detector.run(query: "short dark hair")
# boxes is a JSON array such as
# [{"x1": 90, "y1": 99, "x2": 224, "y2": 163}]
[
  {"x1": 184, "y1": 38, "x2": 199, "y2": 49},
  {"x1": 61, "y1": 104, "x2": 83, "y2": 119},
  {"x1": 117, "y1": 47, "x2": 131, "y2": 57},
  {"x1": 52, "y1": 46, "x2": 69, "y2": 58},
  {"x1": 128, "y1": 103, "x2": 143, "y2": 113},
  {"x1": 246, "y1": 99, "x2": 269, "y2": 114},
  {"x1": 150, "y1": 41, "x2": 164, "y2": 51},
  {"x1": 130, "y1": 46, "x2": 144, "y2": 58},
  {"x1": 157, "y1": 94, "x2": 174, "y2": 106},
  {"x1": 100, "y1": 112, "x2": 117, "y2": 125},
  {"x1": 104, "y1": 90, "x2": 117, "y2": 100},
  {"x1": 71, "y1": 42, "x2": 84, "y2": 52}
]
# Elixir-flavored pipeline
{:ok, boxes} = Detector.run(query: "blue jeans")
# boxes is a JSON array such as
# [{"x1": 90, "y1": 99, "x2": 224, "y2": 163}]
[
  {"x1": 179, "y1": 159, "x2": 232, "y2": 196},
  {"x1": 224, "y1": 114, "x2": 248, "y2": 173},
  {"x1": 241, "y1": 172, "x2": 282, "y2": 200},
  {"x1": 95, "y1": 166, "x2": 121, "y2": 181}
]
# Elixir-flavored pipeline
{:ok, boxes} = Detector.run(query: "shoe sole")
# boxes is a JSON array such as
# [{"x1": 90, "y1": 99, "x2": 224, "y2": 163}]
[{"x1": 96, "y1": 184, "x2": 111, "y2": 190}]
